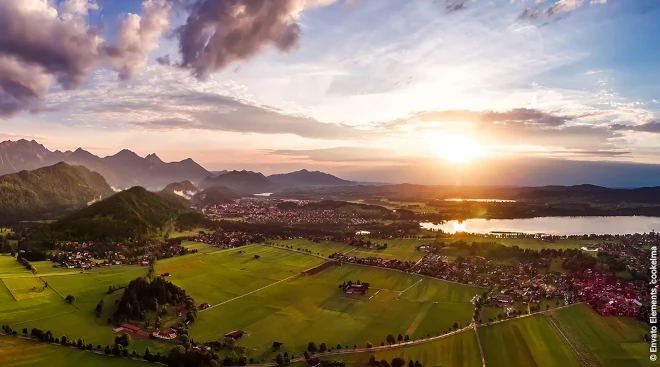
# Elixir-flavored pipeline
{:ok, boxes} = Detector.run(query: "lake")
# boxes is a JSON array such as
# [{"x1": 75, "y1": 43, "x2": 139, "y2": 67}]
[{"x1": 420, "y1": 216, "x2": 660, "y2": 235}]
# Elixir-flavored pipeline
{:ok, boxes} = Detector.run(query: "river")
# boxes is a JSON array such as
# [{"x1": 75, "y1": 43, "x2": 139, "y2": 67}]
[{"x1": 420, "y1": 216, "x2": 660, "y2": 235}]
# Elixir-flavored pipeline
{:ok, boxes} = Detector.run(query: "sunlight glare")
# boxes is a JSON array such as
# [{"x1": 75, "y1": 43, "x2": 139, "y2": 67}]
[{"x1": 430, "y1": 134, "x2": 487, "y2": 163}]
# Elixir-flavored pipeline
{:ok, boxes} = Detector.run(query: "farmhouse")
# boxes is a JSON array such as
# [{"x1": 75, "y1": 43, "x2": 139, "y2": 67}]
[
  {"x1": 225, "y1": 330, "x2": 246, "y2": 340},
  {"x1": 491, "y1": 294, "x2": 514, "y2": 304},
  {"x1": 152, "y1": 328, "x2": 177, "y2": 340},
  {"x1": 346, "y1": 284, "x2": 369, "y2": 294}
]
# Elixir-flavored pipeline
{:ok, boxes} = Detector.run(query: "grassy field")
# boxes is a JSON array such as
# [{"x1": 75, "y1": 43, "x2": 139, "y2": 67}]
[
  {"x1": 272, "y1": 239, "x2": 354, "y2": 257},
  {"x1": 322, "y1": 330, "x2": 482, "y2": 367},
  {"x1": 479, "y1": 315, "x2": 582, "y2": 367},
  {"x1": 168, "y1": 227, "x2": 207, "y2": 238},
  {"x1": 0, "y1": 335, "x2": 146, "y2": 367},
  {"x1": 447, "y1": 233, "x2": 597, "y2": 250},
  {"x1": 351, "y1": 239, "x2": 429, "y2": 262},
  {"x1": 170, "y1": 246, "x2": 482, "y2": 360},
  {"x1": 554, "y1": 304, "x2": 648, "y2": 367}
]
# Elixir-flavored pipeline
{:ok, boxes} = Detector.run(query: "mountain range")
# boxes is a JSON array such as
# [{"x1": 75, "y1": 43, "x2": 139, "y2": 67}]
[
  {"x1": 0, "y1": 162, "x2": 114, "y2": 222},
  {"x1": 0, "y1": 139, "x2": 355, "y2": 190},
  {"x1": 0, "y1": 139, "x2": 211, "y2": 189},
  {"x1": 267, "y1": 169, "x2": 354, "y2": 186}
]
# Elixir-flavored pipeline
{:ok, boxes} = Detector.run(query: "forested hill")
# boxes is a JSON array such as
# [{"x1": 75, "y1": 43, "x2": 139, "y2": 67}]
[
  {"x1": 0, "y1": 162, "x2": 114, "y2": 222},
  {"x1": 51, "y1": 186, "x2": 188, "y2": 241}
]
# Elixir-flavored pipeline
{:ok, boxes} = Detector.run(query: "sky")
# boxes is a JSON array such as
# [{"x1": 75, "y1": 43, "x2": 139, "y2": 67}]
[{"x1": 1, "y1": 0, "x2": 660, "y2": 186}]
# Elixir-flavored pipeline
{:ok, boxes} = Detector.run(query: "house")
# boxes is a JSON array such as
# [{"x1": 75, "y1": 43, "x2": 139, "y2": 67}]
[
  {"x1": 121, "y1": 324, "x2": 142, "y2": 333},
  {"x1": 225, "y1": 330, "x2": 246, "y2": 340},
  {"x1": 345, "y1": 283, "x2": 369, "y2": 294},
  {"x1": 152, "y1": 328, "x2": 177, "y2": 340},
  {"x1": 272, "y1": 341, "x2": 284, "y2": 351},
  {"x1": 491, "y1": 294, "x2": 514, "y2": 304},
  {"x1": 307, "y1": 357, "x2": 321, "y2": 367}
]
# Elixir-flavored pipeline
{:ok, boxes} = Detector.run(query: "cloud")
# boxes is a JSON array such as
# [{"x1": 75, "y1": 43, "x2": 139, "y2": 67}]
[
  {"x1": 265, "y1": 146, "x2": 406, "y2": 162},
  {"x1": 84, "y1": 90, "x2": 366, "y2": 140},
  {"x1": 444, "y1": 0, "x2": 472, "y2": 13},
  {"x1": 0, "y1": 0, "x2": 173, "y2": 116},
  {"x1": 610, "y1": 120, "x2": 660, "y2": 133},
  {"x1": 518, "y1": 0, "x2": 606, "y2": 20},
  {"x1": 169, "y1": 0, "x2": 346, "y2": 79},
  {"x1": 391, "y1": 108, "x2": 587, "y2": 127},
  {"x1": 104, "y1": 0, "x2": 172, "y2": 80}
]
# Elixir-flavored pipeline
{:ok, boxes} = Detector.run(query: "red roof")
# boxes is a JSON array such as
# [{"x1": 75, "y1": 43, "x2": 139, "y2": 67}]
[{"x1": 122, "y1": 324, "x2": 141, "y2": 332}]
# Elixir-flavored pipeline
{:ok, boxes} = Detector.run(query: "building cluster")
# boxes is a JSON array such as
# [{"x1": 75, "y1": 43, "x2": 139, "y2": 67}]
[
  {"x1": 187, "y1": 231, "x2": 264, "y2": 249},
  {"x1": 329, "y1": 250, "x2": 647, "y2": 317},
  {"x1": 206, "y1": 199, "x2": 382, "y2": 226},
  {"x1": 570, "y1": 269, "x2": 646, "y2": 316}
]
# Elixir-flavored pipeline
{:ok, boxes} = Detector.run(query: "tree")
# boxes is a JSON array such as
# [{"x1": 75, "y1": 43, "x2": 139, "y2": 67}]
[
  {"x1": 304, "y1": 351, "x2": 310, "y2": 360},
  {"x1": 414, "y1": 361, "x2": 422, "y2": 367},
  {"x1": 65, "y1": 294, "x2": 75, "y2": 303},
  {"x1": 308, "y1": 341, "x2": 317, "y2": 353},
  {"x1": 369, "y1": 356, "x2": 378, "y2": 366},
  {"x1": 397, "y1": 334, "x2": 403, "y2": 343},
  {"x1": 408, "y1": 360, "x2": 414, "y2": 367},
  {"x1": 319, "y1": 342, "x2": 327, "y2": 353},
  {"x1": 366, "y1": 342, "x2": 373, "y2": 349},
  {"x1": 104, "y1": 345, "x2": 111, "y2": 355},
  {"x1": 144, "y1": 347, "x2": 153, "y2": 361},
  {"x1": 380, "y1": 360, "x2": 390, "y2": 367},
  {"x1": 391, "y1": 358, "x2": 405, "y2": 367},
  {"x1": 275, "y1": 353, "x2": 284, "y2": 365},
  {"x1": 61, "y1": 335, "x2": 68, "y2": 345},
  {"x1": 179, "y1": 334, "x2": 190, "y2": 344},
  {"x1": 404, "y1": 334, "x2": 410, "y2": 342},
  {"x1": 386, "y1": 334, "x2": 396, "y2": 345},
  {"x1": 452, "y1": 322, "x2": 459, "y2": 330},
  {"x1": 115, "y1": 333, "x2": 130, "y2": 347},
  {"x1": 22, "y1": 328, "x2": 27, "y2": 335},
  {"x1": 337, "y1": 344, "x2": 342, "y2": 350}
]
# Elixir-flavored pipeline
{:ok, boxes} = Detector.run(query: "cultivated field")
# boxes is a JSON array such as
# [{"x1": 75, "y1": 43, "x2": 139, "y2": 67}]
[
  {"x1": 0, "y1": 336, "x2": 146, "y2": 367},
  {"x1": 167, "y1": 245, "x2": 482, "y2": 359},
  {"x1": 554, "y1": 304, "x2": 648, "y2": 367},
  {"x1": 272, "y1": 239, "x2": 354, "y2": 257},
  {"x1": 479, "y1": 314, "x2": 582, "y2": 367},
  {"x1": 321, "y1": 330, "x2": 482, "y2": 367}
]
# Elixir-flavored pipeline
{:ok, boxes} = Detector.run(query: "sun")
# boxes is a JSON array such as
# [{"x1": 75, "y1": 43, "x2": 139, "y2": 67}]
[{"x1": 430, "y1": 134, "x2": 487, "y2": 163}]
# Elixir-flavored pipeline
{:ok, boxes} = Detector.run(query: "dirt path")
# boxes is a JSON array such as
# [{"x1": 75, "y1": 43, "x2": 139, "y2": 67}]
[{"x1": 405, "y1": 302, "x2": 432, "y2": 336}]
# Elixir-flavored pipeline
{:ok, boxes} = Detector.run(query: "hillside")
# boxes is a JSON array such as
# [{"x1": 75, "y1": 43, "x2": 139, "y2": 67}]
[
  {"x1": 200, "y1": 170, "x2": 277, "y2": 193},
  {"x1": 191, "y1": 185, "x2": 243, "y2": 207},
  {"x1": 51, "y1": 186, "x2": 188, "y2": 240},
  {"x1": 0, "y1": 162, "x2": 114, "y2": 222},
  {"x1": 268, "y1": 169, "x2": 354, "y2": 186}
]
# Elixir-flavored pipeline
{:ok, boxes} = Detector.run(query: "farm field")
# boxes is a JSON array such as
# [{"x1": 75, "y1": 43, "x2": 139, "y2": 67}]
[
  {"x1": 446, "y1": 234, "x2": 598, "y2": 250},
  {"x1": 0, "y1": 335, "x2": 146, "y2": 367},
  {"x1": 0, "y1": 255, "x2": 29, "y2": 276},
  {"x1": 272, "y1": 239, "x2": 354, "y2": 257},
  {"x1": 352, "y1": 239, "x2": 429, "y2": 262},
  {"x1": 479, "y1": 314, "x2": 582, "y2": 367},
  {"x1": 168, "y1": 227, "x2": 206, "y2": 238},
  {"x1": 187, "y1": 250, "x2": 480, "y2": 360},
  {"x1": 321, "y1": 330, "x2": 482, "y2": 367},
  {"x1": 554, "y1": 304, "x2": 647, "y2": 367}
]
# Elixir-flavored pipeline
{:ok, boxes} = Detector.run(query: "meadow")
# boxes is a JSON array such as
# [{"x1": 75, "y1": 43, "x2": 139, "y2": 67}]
[
  {"x1": 165, "y1": 244, "x2": 483, "y2": 359},
  {"x1": 321, "y1": 330, "x2": 482, "y2": 367},
  {"x1": 553, "y1": 304, "x2": 648, "y2": 367},
  {"x1": 479, "y1": 314, "x2": 582, "y2": 367},
  {"x1": 0, "y1": 336, "x2": 146, "y2": 367}
]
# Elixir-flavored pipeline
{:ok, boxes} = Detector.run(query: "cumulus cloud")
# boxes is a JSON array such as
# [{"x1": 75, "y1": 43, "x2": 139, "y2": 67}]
[
  {"x1": 170, "y1": 0, "x2": 346, "y2": 79},
  {"x1": 104, "y1": 0, "x2": 172, "y2": 80},
  {"x1": 0, "y1": 0, "x2": 176, "y2": 116}
]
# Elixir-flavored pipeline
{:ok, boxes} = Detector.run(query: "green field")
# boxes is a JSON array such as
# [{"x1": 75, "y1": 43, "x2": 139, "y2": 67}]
[
  {"x1": 447, "y1": 234, "x2": 597, "y2": 250},
  {"x1": 168, "y1": 227, "x2": 207, "y2": 238},
  {"x1": 351, "y1": 239, "x2": 429, "y2": 262},
  {"x1": 0, "y1": 336, "x2": 146, "y2": 367},
  {"x1": 322, "y1": 330, "x2": 482, "y2": 367},
  {"x1": 159, "y1": 245, "x2": 483, "y2": 359},
  {"x1": 479, "y1": 314, "x2": 582, "y2": 367},
  {"x1": 272, "y1": 239, "x2": 354, "y2": 257},
  {"x1": 553, "y1": 304, "x2": 648, "y2": 367}
]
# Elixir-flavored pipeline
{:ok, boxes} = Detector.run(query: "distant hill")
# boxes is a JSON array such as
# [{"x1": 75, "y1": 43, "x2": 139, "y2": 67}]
[
  {"x1": 268, "y1": 169, "x2": 354, "y2": 186},
  {"x1": 0, "y1": 139, "x2": 212, "y2": 189},
  {"x1": 191, "y1": 186, "x2": 243, "y2": 207},
  {"x1": 200, "y1": 170, "x2": 277, "y2": 194},
  {"x1": 0, "y1": 162, "x2": 114, "y2": 222},
  {"x1": 51, "y1": 186, "x2": 188, "y2": 240},
  {"x1": 159, "y1": 180, "x2": 198, "y2": 206}
]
